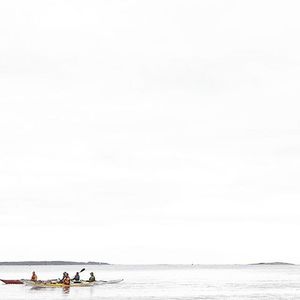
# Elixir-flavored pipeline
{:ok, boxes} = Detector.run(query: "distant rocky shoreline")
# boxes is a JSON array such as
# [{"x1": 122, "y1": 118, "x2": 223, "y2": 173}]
[
  {"x1": 0, "y1": 261, "x2": 109, "y2": 266},
  {"x1": 250, "y1": 262, "x2": 294, "y2": 266}
]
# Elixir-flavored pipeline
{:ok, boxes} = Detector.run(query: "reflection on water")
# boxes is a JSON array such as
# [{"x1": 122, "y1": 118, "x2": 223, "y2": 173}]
[
  {"x1": 62, "y1": 286, "x2": 70, "y2": 294},
  {"x1": 1, "y1": 264, "x2": 300, "y2": 299},
  {"x1": 30, "y1": 286, "x2": 45, "y2": 291}
]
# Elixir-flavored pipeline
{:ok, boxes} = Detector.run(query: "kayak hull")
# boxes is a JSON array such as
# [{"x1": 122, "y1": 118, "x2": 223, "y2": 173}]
[
  {"x1": 97, "y1": 279, "x2": 124, "y2": 284},
  {"x1": 1, "y1": 279, "x2": 23, "y2": 284},
  {"x1": 23, "y1": 279, "x2": 123, "y2": 288},
  {"x1": 31, "y1": 282, "x2": 95, "y2": 288}
]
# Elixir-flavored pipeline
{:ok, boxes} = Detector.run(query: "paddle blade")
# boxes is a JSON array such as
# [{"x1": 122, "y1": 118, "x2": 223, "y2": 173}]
[{"x1": 80, "y1": 268, "x2": 85, "y2": 273}]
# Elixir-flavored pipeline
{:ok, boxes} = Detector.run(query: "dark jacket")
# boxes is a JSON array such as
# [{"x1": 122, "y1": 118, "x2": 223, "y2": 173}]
[{"x1": 73, "y1": 274, "x2": 80, "y2": 281}]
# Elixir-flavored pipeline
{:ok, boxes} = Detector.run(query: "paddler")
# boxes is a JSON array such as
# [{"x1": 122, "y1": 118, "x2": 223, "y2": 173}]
[
  {"x1": 59, "y1": 272, "x2": 67, "y2": 283},
  {"x1": 72, "y1": 272, "x2": 80, "y2": 282},
  {"x1": 88, "y1": 272, "x2": 96, "y2": 282},
  {"x1": 63, "y1": 273, "x2": 71, "y2": 285},
  {"x1": 31, "y1": 271, "x2": 37, "y2": 282}
]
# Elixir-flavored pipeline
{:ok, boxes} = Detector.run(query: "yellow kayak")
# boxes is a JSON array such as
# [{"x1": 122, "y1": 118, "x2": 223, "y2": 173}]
[
  {"x1": 29, "y1": 281, "x2": 95, "y2": 288},
  {"x1": 24, "y1": 279, "x2": 123, "y2": 288}
]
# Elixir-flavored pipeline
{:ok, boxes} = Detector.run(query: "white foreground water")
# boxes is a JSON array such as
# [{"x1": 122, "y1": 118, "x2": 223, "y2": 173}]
[{"x1": 0, "y1": 264, "x2": 300, "y2": 299}]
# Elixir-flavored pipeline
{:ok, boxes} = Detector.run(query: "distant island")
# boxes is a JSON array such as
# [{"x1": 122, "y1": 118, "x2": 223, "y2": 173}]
[
  {"x1": 0, "y1": 261, "x2": 109, "y2": 266},
  {"x1": 250, "y1": 262, "x2": 294, "y2": 266}
]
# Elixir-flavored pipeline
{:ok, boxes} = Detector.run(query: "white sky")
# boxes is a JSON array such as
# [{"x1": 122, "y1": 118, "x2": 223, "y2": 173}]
[{"x1": 1, "y1": 0, "x2": 300, "y2": 264}]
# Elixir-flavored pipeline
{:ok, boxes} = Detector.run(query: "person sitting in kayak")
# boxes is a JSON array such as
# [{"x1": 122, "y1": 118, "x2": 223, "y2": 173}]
[
  {"x1": 88, "y1": 272, "x2": 96, "y2": 282},
  {"x1": 72, "y1": 272, "x2": 80, "y2": 282},
  {"x1": 31, "y1": 271, "x2": 37, "y2": 282},
  {"x1": 63, "y1": 273, "x2": 71, "y2": 285},
  {"x1": 59, "y1": 272, "x2": 67, "y2": 283}
]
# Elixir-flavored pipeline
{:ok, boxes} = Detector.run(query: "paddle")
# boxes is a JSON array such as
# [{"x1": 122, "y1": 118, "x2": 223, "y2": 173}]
[
  {"x1": 71, "y1": 268, "x2": 86, "y2": 283},
  {"x1": 54, "y1": 268, "x2": 86, "y2": 283}
]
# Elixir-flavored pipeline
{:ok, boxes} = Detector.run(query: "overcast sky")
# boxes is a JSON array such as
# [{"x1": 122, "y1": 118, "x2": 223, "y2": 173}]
[{"x1": 1, "y1": 0, "x2": 300, "y2": 264}]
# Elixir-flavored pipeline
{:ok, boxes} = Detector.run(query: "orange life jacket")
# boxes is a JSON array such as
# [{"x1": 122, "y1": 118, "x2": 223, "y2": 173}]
[
  {"x1": 63, "y1": 277, "x2": 71, "y2": 285},
  {"x1": 31, "y1": 274, "x2": 37, "y2": 282}
]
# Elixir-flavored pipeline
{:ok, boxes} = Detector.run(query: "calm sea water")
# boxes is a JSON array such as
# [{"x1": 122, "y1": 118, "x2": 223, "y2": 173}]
[{"x1": 1, "y1": 264, "x2": 300, "y2": 299}]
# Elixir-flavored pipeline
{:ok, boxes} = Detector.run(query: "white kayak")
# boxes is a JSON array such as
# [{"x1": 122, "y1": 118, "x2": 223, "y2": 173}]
[{"x1": 97, "y1": 279, "x2": 124, "y2": 285}]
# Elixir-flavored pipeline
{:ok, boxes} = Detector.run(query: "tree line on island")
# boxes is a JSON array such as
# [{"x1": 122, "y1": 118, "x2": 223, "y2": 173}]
[{"x1": 0, "y1": 261, "x2": 109, "y2": 265}]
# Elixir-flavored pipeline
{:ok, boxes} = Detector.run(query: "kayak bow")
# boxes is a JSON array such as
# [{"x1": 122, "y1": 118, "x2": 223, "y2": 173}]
[{"x1": 0, "y1": 279, "x2": 23, "y2": 284}]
